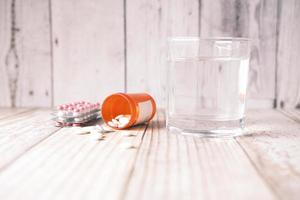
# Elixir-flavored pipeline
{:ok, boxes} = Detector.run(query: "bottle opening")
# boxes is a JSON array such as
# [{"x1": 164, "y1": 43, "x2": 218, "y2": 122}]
[
  {"x1": 101, "y1": 94, "x2": 134, "y2": 123},
  {"x1": 101, "y1": 93, "x2": 156, "y2": 129}
]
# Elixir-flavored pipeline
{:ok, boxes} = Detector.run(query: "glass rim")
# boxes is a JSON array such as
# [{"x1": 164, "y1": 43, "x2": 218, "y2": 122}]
[{"x1": 168, "y1": 37, "x2": 251, "y2": 42}]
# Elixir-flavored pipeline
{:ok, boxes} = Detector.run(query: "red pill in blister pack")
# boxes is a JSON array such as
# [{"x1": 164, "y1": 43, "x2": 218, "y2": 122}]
[{"x1": 53, "y1": 101, "x2": 101, "y2": 127}]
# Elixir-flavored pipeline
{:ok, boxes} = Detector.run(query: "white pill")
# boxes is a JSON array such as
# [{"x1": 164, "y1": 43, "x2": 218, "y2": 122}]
[
  {"x1": 96, "y1": 125, "x2": 114, "y2": 133},
  {"x1": 90, "y1": 132, "x2": 104, "y2": 141},
  {"x1": 119, "y1": 117, "x2": 130, "y2": 125},
  {"x1": 117, "y1": 123, "x2": 127, "y2": 128},
  {"x1": 115, "y1": 115, "x2": 124, "y2": 120},
  {"x1": 112, "y1": 119, "x2": 120, "y2": 126},
  {"x1": 108, "y1": 121, "x2": 116, "y2": 127}
]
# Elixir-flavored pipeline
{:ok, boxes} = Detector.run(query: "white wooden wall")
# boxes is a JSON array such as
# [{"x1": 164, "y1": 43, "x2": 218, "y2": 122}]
[{"x1": 0, "y1": 0, "x2": 299, "y2": 108}]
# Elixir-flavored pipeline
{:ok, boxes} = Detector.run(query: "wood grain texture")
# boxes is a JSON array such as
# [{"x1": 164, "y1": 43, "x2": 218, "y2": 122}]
[
  {"x1": 277, "y1": 0, "x2": 300, "y2": 109},
  {"x1": 200, "y1": 0, "x2": 278, "y2": 105},
  {"x1": 237, "y1": 109, "x2": 300, "y2": 200},
  {"x1": 51, "y1": 0, "x2": 125, "y2": 105},
  {"x1": 0, "y1": 0, "x2": 52, "y2": 107},
  {"x1": 0, "y1": 109, "x2": 300, "y2": 199},
  {"x1": 126, "y1": 0, "x2": 278, "y2": 108},
  {"x1": 0, "y1": 109, "x2": 291, "y2": 200},
  {"x1": 0, "y1": 0, "x2": 298, "y2": 108},
  {"x1": 124, "y1": 112, "x2": 276, "y2": 200},
  {"x1": 126, "y1": 0, "x2": 199, "y2": 107},
  {"x1": 0, "y1": 122, "x2": 147, "y2": 200},
  {"x1": 277, "y1": 109, "x2": 300, "y2": 125},
  {"x1": 0, "y1": 109, "x2": 60, "y2": 171},
  {"x1": 0, "y1": 108, "x2": 30, "y2": 120}
]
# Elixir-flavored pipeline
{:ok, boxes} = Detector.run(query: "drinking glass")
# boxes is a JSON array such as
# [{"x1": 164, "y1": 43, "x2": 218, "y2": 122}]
[{"x1": 167, "y1": 37, "x2": 251, "y2": 137}]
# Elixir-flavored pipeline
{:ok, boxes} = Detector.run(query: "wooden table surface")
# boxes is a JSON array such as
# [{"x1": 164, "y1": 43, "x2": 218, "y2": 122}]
[{"x1": 0, "y1": 108, "x2": 300, "y2": 200}]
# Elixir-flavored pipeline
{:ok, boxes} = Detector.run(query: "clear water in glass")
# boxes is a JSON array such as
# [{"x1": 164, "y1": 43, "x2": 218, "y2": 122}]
[{"x1": 167, "y1": 38, "x2": 250, "y2": 137}]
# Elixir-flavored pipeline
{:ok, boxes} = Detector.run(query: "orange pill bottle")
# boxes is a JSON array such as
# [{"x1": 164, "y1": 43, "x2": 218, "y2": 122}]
[{"x1": 101, "y1": 93, "x2": 156, "y2": 129}]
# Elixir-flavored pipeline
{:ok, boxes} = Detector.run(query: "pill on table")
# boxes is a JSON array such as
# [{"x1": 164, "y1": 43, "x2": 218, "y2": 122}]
[
  {"x1": 96, "y1": 124, "x2": 114, "y2": 133},
  {"x1": 90, "y1": 132, "x2": 105, "y2": 141}
]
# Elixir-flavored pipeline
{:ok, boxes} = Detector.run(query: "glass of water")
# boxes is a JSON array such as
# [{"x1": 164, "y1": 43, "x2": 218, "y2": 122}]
[{"x1": 167, "y1": 37, "x2": 251, "y2": 137}]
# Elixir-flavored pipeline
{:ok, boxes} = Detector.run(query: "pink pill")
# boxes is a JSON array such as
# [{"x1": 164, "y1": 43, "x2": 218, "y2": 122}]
[
  {"x1": 57, "y1": 105, "x2": 63, "y2": 110},
  {"x1": 74, "y1": 108, "x2": 80, "y2": 112}
]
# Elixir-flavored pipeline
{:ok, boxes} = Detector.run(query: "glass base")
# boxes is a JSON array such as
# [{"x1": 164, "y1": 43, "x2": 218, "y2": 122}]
[{"x1": 167, "y1": 117, "x2": 246, "y2": 138}]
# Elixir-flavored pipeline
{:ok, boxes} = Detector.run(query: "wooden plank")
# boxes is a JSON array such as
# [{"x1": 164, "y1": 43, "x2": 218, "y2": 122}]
[
  {"x1": 278, "y1": 109, "x2": 300, "y2": 124},
  {"x1": 0, "y1": 122, "x2": 147, "y2": 199},
  {"x1": 0, "y1": 108, "x2": 31, "y2": 120},
  {"x1": 123, "y1": 111, "x2": 276, "y2": 200},
  {"x1": 2, "y1": 109, "x2": 300, "y2": 199},
  {"x1": 237, "y1": 109, "x2": 300, "y2": 200},
  {"x1": 0, "y1": 0, "x2": 10, "y2": 106},
  {"x1": 200, "y1": 0, "x2": 278, "y2": 107},
  {"x1": 126, "y1": 0, "x2": 199, "y2": 107},
  {"x1": 51, "y1": 0, "x2": 125, "y2": 105},
  {"x1": 0, "y1": 0, "x2": 52, "y2": 107},
  {"x1": 277, "y1": 0, "x2": 300, "y2": 109},
  {"x1": 0, "y1": 109, "x2": 60, "y2": 170}
]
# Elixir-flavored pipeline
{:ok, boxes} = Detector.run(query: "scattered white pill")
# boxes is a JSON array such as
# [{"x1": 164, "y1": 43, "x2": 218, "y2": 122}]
[
  {"x1": 90, "y1": 132, "x2": 104, "y2": 141},
  {"x1": 96, "y1": 124, "x2": 114, "y2": 133}
]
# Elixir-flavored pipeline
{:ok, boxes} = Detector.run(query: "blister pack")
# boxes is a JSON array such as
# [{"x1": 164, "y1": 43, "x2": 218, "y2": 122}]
[{"x1": 53, "y1": 101, "x2": 101, "y2": 127}]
